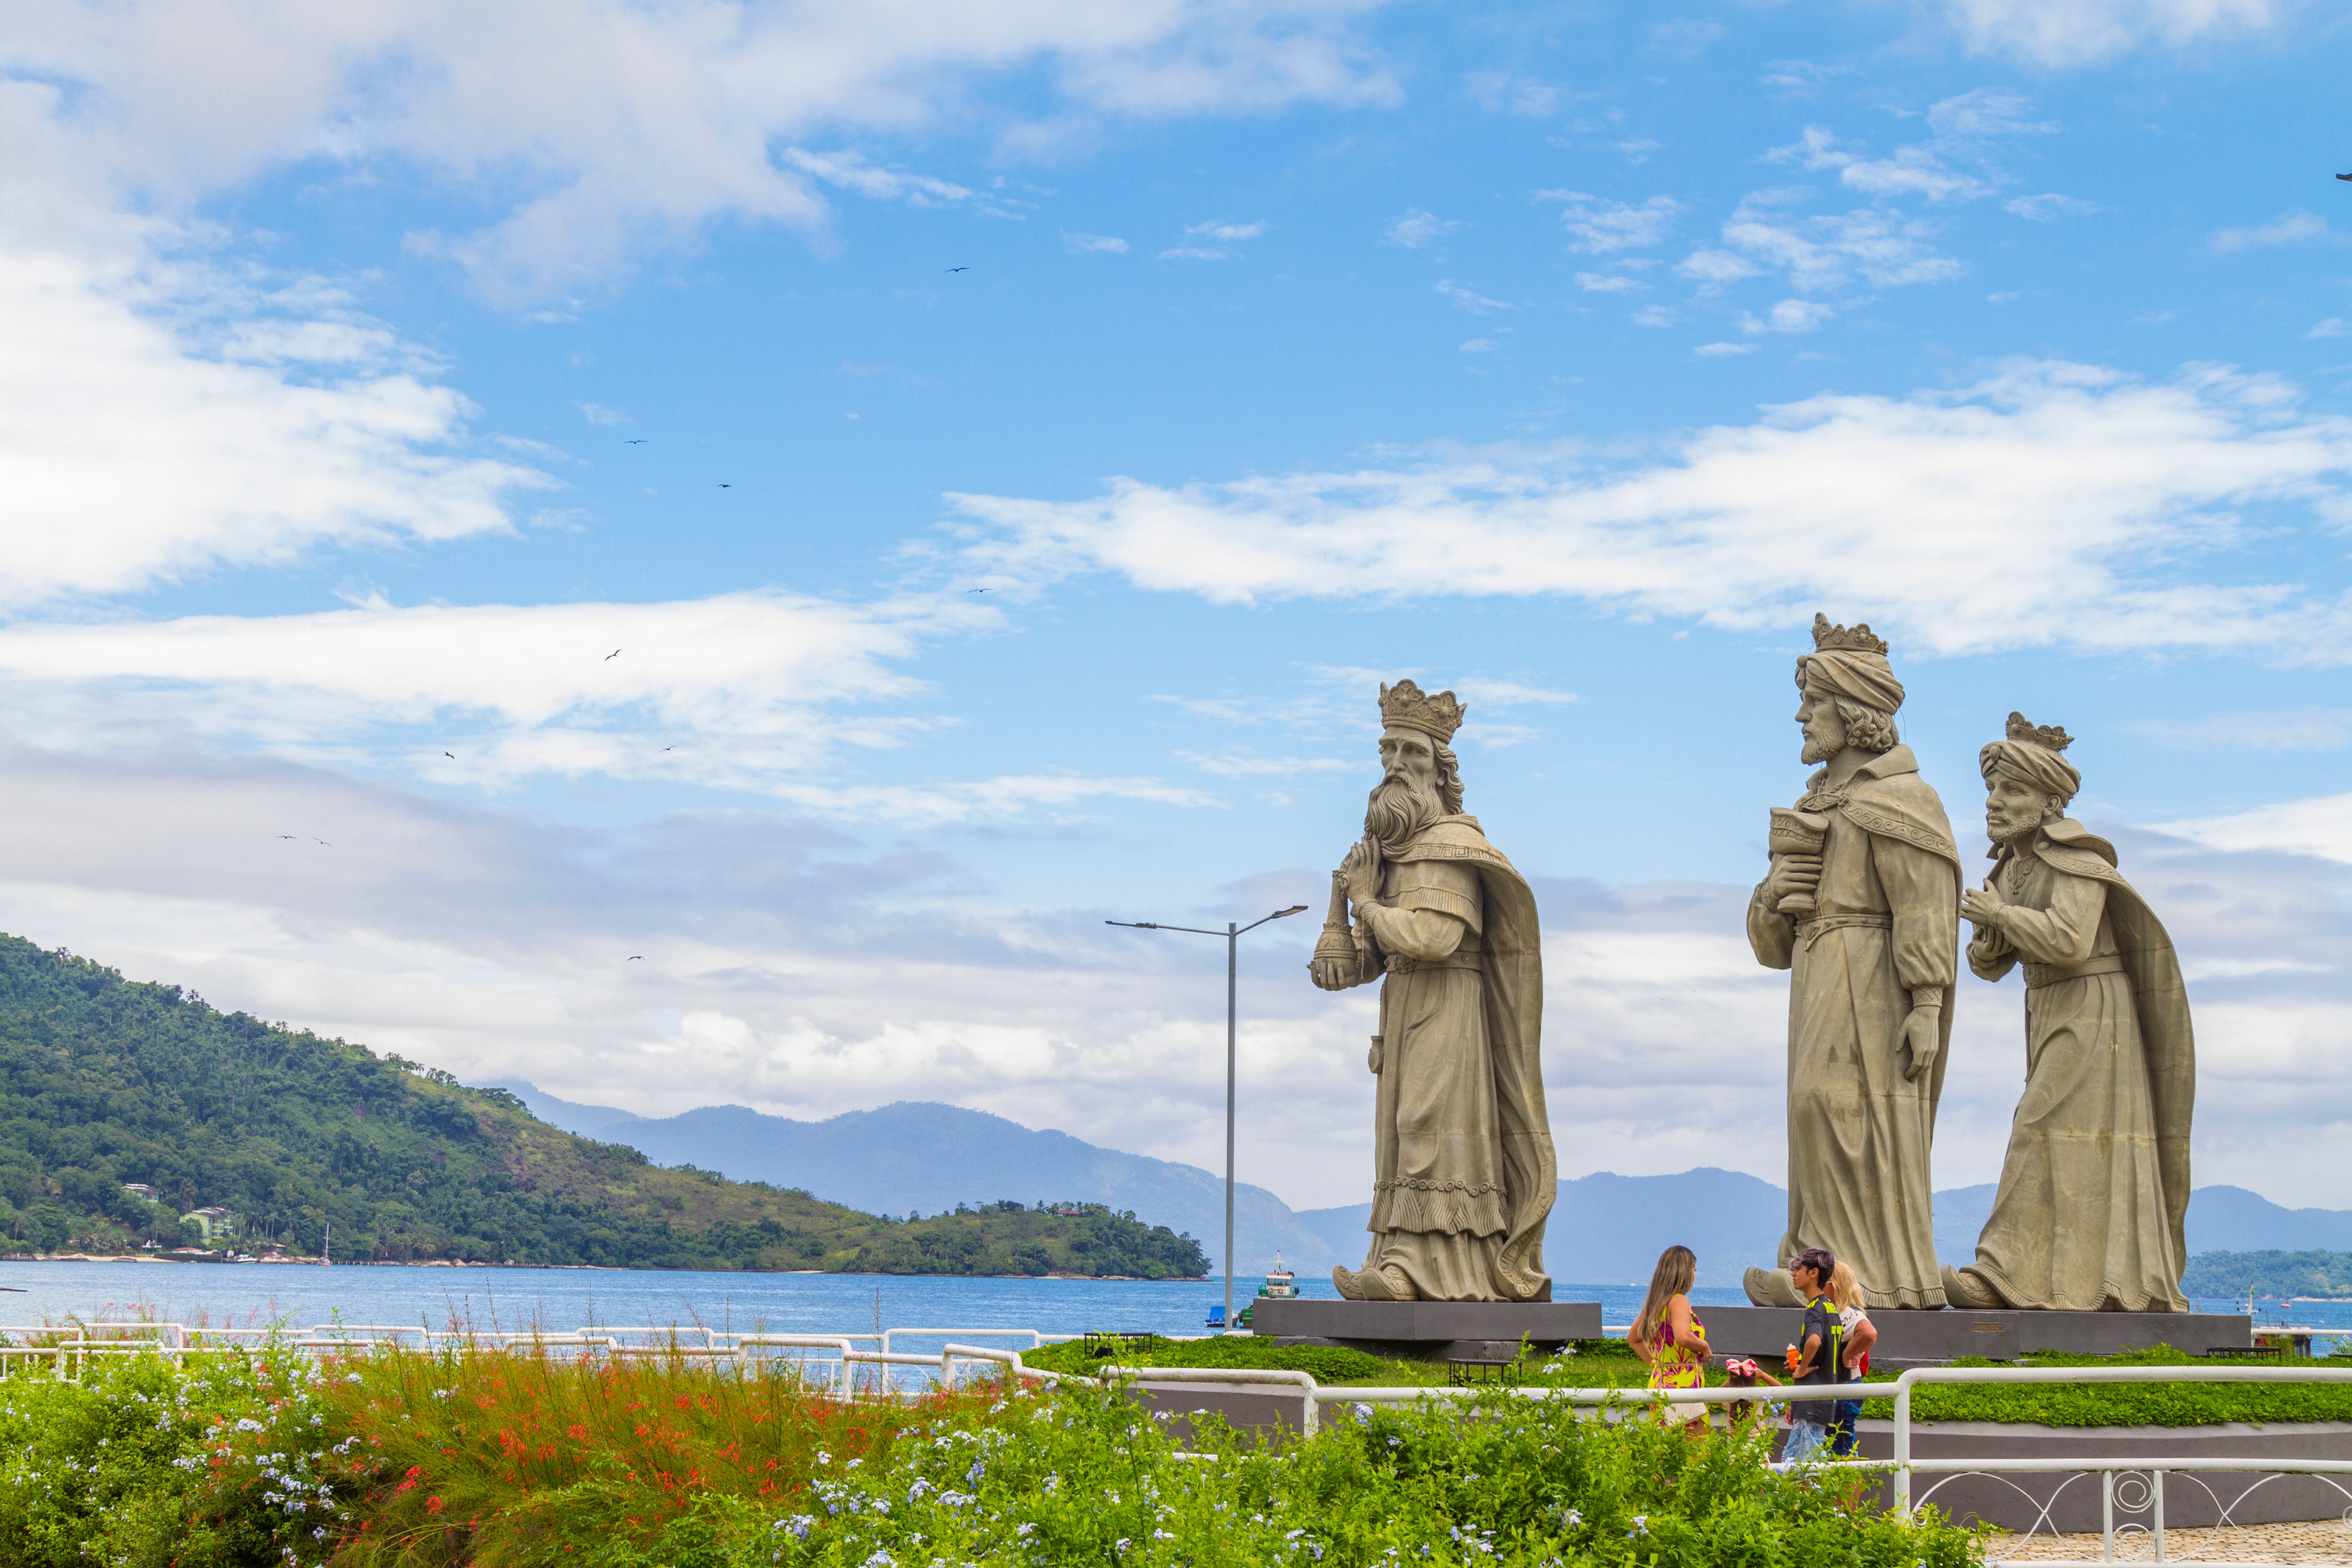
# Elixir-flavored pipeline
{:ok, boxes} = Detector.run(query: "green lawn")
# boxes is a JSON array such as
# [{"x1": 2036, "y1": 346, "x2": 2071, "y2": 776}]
[{"x1": 1034, "y1": 1335, "x2": 2352, "y2": 1428}]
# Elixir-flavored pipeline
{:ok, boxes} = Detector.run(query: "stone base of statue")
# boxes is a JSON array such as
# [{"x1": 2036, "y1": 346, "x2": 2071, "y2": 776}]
[
  {"x1": 1250, "y1": 1298, "x2": 1602, "y2": 1362},
  {"x1": 1698, "y1": 1304, "x2": 2253, "y2": 1366}
]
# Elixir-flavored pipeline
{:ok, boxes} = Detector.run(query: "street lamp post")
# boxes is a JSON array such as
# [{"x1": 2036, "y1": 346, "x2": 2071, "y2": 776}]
[{"x1": 1109, "y1": 903, "x2": 1308, "y2": 1334}]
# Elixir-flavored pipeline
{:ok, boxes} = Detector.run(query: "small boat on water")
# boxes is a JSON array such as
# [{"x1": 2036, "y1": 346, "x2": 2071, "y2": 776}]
[{"x1": 1208, "y1": 1257, "x2": 1299, "y2": 1329}]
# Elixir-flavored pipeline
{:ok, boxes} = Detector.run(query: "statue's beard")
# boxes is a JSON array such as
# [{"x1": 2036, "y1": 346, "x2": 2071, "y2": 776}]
[
  {"x1": 1801, "y1": 732, "x2": 1842, "y2": 766},
  {"x1": 1365, "y1": 776, "x2": 1442, "y2": 855}
]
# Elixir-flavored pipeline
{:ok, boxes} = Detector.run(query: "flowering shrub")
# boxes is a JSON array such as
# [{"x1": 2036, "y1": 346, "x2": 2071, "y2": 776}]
[
  {"x1": 743, "y1": 1377, "x2": 1981, "y2": 1568},
  {"x1": 0, "y1": 1343, "x2": 1980, "y2": 1568},
  {"x1": 0, "y1": 1342, "x2": 347, "y2": 1568}
]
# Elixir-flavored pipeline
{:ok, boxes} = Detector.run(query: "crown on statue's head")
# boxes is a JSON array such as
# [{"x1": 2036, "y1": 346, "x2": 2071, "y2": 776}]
[
  {"x1": 2005, "y1": 712, "x2": 2074, "y2": 752},
  {"x1": 1811, "y1": 612, "x2": 1889, "y2": 656},
  {"x1": 1378, "y1": 680, "x2": 1466, "y2": 743}
]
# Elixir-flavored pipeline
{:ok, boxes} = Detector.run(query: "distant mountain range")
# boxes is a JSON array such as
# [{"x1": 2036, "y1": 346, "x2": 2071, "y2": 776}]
[{"x1": 493, "y1": 1083, "x2": 2352, "y2": 1289}]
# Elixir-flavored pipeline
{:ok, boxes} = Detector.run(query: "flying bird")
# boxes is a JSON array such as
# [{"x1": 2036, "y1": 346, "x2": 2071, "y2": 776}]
[
  {"x1": 605, "y1": 649, "x2": 621, "y2": 661},
  {"x1": 946, "y1": 266, "x2": 969, "y2": 273},
  {"x1": 627, "y1": 955, "x2": 644, "y2": 961},
  {"x1": 275, "y1": 834, "x2": 297, "y2": 840},
  {"x1": 625, "y1": 438, "x2": 649, "y2": 444},
  {"x1": 966, "y1": 587, "x2": 987, "y2": 594},
  {"x1": 719, "y1": 483, "x2": 731, "y2": 489},
  {"x1": 2339, "y1": 173, "x2": 2352, "y2": 182},
  {"x1": 314, "y1": 839, "x2": 331, "y2": 847},
  {"x1": 443, "y1": 750, "x2": 456, "y2": 759}
]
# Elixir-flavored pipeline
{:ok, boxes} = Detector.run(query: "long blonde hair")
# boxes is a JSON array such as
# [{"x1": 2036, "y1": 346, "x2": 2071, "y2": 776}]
[
  {"x1": 1633, "y1": 1245, "x2": 1697, "y2": 1347},
  {"x1": 1829, "y1": 1260, "x2": 1866, "y2": 1312}
]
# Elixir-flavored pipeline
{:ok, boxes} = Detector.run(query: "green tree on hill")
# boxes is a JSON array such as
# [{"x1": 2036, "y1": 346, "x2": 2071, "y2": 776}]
[{"x1": 0, "y1": 934, "x2": 1204, "y2": 1277}]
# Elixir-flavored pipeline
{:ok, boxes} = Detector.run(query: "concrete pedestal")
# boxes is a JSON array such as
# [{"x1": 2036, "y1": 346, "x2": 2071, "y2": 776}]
[
  {"x1": 1695, "y1": 1305, "x2": 2253, "y2": 1365},
  {"x1": 1250, "y1": 1298, "x2": 1604, "y2": 1362}
]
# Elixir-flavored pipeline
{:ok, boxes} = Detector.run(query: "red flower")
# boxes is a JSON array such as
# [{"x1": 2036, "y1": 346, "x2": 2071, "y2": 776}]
[{"x1": 427, "y1": 1497, "x2": 444, "y2": 1515}]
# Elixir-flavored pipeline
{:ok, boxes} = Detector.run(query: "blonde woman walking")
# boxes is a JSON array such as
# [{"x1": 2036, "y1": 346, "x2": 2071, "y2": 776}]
[
  {"x1": 1629, "y1": 1245, "x2": 1712, "y2": 1432},
  {"x1": 1827, "y1": 1259, "x2": 1879, "y2": 1455}
]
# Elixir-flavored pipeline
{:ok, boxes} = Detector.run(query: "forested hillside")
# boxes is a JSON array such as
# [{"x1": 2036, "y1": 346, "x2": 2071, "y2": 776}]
[
  {"x1": 2183, "y1": 1249, "x2": 2352, "y2": 1300},
  {"x1": 0, "y1": 936, "x2": 1203, "y2": 1277}
]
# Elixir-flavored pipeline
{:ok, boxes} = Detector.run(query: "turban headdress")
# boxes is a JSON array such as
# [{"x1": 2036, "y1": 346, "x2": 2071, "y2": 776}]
[
  {"x1": 1980, "y1": 712, "x2": 2081, "y2": 805},
  {"x1": 1794, "y1": 612, "x2": 1905, "y2": 715}
]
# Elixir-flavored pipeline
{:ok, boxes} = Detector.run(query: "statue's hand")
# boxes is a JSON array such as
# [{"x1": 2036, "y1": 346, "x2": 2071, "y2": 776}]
[
  {"x1": 1309, "y1": 956, "x2": 1357, "y2": 991},
  {"x1": 1899, "y1": 1006, "x2": 1942, "y2": 1081},
  {"x1": 1959, "y1": 884, "x2": 2008, "y2": 928},
  {"x1": 1760, "y1": 853, "x2": 1821, "y2": 907},
  {"x1": 1339, "y1": 838, "x2": 1381, "y2": 907}
]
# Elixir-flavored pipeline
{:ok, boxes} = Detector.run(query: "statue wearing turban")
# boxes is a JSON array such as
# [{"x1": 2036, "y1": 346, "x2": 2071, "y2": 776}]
[
  {"x1": 1943, "y1": 715, "x2": 2194, "y2": 1312},
  {"x1": 1746, "y1": 615, "x2": 1961, "y2": 1310}
]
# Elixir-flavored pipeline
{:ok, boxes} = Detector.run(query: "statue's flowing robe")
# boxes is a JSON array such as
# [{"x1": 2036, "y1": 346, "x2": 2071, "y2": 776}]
[
  {"x1": 1957, "y1": 820, "x2": 2194, "y2": 1312},
  {"x1": 1747, "y1": 745, "x2": 1960, "y2": 1310},
  {"x1": 1351, "y1": 816, "x2": 1554, "y2": 1301}
]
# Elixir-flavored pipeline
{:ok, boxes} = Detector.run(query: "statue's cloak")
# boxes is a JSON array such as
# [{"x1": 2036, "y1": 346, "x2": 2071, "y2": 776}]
[
  {"x1": 1803, "y1": 745, "x2": 1965, "y2": 1102},
  {"x1": 1384, "y1": 815, "x2": 1555, "y2": 1301},
  {"x1": 2004, "y1": 819, "x2": 2197, "y2": 1272}
]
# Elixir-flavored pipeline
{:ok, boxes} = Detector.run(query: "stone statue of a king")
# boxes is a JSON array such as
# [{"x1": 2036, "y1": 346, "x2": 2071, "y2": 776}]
[
  {"x1": 1308, "y1": 679, "x2": 1556, "y2": 1302},
  {"x1": 1943, "y1": 714, "x2": 2194, "y2": 1313},
  {"x1": 1746, "y1": 615, "x2": 1961, "y2": 1310}
]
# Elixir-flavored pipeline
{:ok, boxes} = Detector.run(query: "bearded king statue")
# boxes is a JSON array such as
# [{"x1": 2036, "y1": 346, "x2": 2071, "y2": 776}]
[{"x1": 1307, "y1": 679, "x2": 1557, "y2": 1302}]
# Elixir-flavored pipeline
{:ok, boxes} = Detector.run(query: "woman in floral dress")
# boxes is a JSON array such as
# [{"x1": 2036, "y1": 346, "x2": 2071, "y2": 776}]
[{"x1": 1630, "y1": 1245, "x2": 1712, "y2": 1433}]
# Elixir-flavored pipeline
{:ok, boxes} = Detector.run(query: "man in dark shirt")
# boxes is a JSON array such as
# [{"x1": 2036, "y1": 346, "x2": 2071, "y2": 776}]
[{"x1": 1783, "y1": 1247, "x2": 1843, "y2": 1462}]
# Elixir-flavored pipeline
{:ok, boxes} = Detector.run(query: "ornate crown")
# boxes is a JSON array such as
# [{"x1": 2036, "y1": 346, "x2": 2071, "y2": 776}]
[
  {"x1": 2005, "y1": 712, "x2": 2074, "y2": 752},
  {"x1": 1811, "y1": 612, "x2": 1889, "y2": 656},
  {"x1": 1378, "y1": 679, "x2": 1466, "y2": 743}
]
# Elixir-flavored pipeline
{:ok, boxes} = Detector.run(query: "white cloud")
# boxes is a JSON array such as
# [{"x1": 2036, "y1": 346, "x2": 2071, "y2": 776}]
[
  {"x1": 1434, "y1": 279, "x2": 1512, "y2": 314},
  {"x1": 1176, "y1": 749, "x2": 1352, "y2": 776},
  {"x1": 2163, "y1": 793, "x2": 2352, "y2": 867},
  {"x1": 0, "y1": 590, "x2": 1009, "y2": 804},
  {"x1": 1536, "y1": 191, "x2": 1684, "y2": 255},
  {"x1": 2006, "y1": 193, "x2": 2106, "y2": 220},
  {"x1": 8, "y1": 0, "x2": 1395, "y2": 304},
  {"x1": 1458, "y1": 337, "x2": 1498, "y2": 353},
  {"x1": 950, "y1": 359, "x2": 2352, "y2": 659},
  {"x1": 578, "y1": 402, "x2": 631, "y2": 426},
  {"x1": 1631, "y1": 304, "x2": 1680, "y2": 327},
  {"x1": 1186, "y1": 220, "x2": 1267, "y2": 242},
  {"x1": 1061, "y1": 230, "x2": 1130, "y2": 254},
  {"x1": 780, "y1": 149, "x2": 972, "y2": 206},
  {"x1": 1646, "y1": 17, "x2": 1726, "y2": 58},
  {"x1": 1694, "y1": 341, "x2": 1753, "y2": 356},
  {"x1": 1159, "y1": 246, "x2": 1226, "y2": 261},
  {"x1": 2312, "y1": 319, "x2": 2351, "y2": 339},
  {"x1": 1462, "y1": 71, "x2": 1560, "y2": 117},
  {"x1": 1384, "y1": 209, "x2": 1461, "y2": 248},
  {"x1": 2135, "y1": 707, "x2": 2352, "y2": 752},
  {"x1": 1576, "y1": 271, "x2": 1646, "y2": 294},
  {"x1": 0, "y1": 248, "x2": 549, "y2": 609},
  {"x1": 1676, "y1": 249, "x2": 1763, "y2": 288},
  {"x1": 1743, "y1": 299, "x2": 1838, "y2": 334},
  {"x1": 1931, "y1": 0, "x2": 2277, "y2": 67},
  {"x1": 2211, "y1": 211, "x2": 2330, "y2": 254},
  {"x1": 1715, "y1": 198, "x2": 1964, "y2": 294}
]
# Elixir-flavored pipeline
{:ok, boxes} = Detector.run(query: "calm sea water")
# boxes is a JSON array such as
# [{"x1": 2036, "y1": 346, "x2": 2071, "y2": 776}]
[{"x1": 0, "y1": 1263, "x2": 2336, "y2": 1346}]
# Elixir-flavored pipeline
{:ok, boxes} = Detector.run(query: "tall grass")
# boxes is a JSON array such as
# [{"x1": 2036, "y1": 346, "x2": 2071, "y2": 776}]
[{"x1": 331, "y1": 1345, "x2": 985, "y2": 1567}]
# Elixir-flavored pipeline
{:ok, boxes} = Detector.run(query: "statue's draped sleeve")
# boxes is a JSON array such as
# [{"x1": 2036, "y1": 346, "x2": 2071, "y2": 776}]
[
  {"x1": 1876, "y1": 834, "x2": 1958, "y2": 995},
  {"x1": 1362, "y1": 859, "x2": 1479, "y2": 961},
  {"x1": 1988, "y1": 869, "x2": 2106, "y2": 968},
  {"x1": 1747, "y1": 884, "x2": 1794, "y2": 971}
]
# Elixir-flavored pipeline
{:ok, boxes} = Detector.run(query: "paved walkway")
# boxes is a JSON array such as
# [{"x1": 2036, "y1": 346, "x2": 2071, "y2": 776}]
[{"x1": 1989, "y1": 1518, "x2": 2352, "y2": 1562}]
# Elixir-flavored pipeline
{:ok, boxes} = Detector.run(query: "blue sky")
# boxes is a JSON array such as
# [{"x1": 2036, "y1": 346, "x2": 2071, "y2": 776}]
[{"x1": 4, "y1": 0, "x2": 2352, "y2": 1232}]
